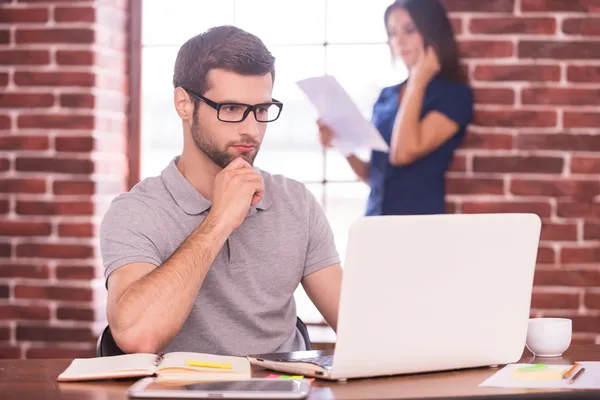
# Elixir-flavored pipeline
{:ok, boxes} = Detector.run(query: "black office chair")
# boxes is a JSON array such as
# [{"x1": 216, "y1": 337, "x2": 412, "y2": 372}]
[{"x1": 97, "y1": 317, "x2": 312, "y2": 357}]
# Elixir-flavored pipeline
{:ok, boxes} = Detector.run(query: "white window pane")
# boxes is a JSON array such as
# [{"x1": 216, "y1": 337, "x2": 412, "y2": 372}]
[
  {"x1": 326, "y1": 44, "x2": 402, "y2": 119},
  {"x1": 325, "y1": 149, "x2": 372, "y2": 182},
  {"x1": 140, "y1": 47, "x2": 182, "y2": 179},
  {"x1": 326, "y1": 0, "x2": 391, "y2": 44},
  {"x1": 325, "y1": 182, "x2": 369, "y2": 265},
  {"x1": 234, "y1": 0, "x2": 326, "y2": 45},
  {"x1": 255, "y1": 46, "x2": 325, "y2": 181},
  {"x1": 142, "y1": 0, "x2": 235, "y2": 46}
]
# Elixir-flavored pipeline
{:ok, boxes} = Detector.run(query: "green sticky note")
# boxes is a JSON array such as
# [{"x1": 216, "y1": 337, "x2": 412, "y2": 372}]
[{"x1": 518, "y1": 364, "x2": 548, "y2": 372}]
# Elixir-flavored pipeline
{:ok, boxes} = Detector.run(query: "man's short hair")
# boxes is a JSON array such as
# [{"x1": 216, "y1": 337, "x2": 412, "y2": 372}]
[{"x1": 172, "y1": 25, "x2": 276, "y2": 96}]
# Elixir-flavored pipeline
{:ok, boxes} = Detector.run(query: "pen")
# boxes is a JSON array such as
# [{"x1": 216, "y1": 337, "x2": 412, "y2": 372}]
[
  {"x1": 186, "y1": 360, "x2": 233, "y2": 370},
  {"x1": 569, "y1": 367, "x2": 585, "y2": 384},
  {"x1": 153, "y1": 352, "x2": 165, "y2": 366},
  {"x1": 562, "y1": 362, "x2": 579, "y2": 379}
]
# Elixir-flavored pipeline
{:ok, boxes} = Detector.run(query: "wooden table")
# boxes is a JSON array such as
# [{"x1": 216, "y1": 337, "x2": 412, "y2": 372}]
[{"x1": 2, "y1": 345, "x2": 600, "y2": 399}]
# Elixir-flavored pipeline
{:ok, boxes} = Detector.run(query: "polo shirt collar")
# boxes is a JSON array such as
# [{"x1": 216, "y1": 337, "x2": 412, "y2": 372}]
[{"x1": 161, "y1": 156, "x2": 272, "y2": 215}]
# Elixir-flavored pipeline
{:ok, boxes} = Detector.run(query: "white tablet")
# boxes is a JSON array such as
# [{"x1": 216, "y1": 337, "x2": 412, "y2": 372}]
[{"x1": 127, "y1": 377, "x2": 312, "y2": 399}]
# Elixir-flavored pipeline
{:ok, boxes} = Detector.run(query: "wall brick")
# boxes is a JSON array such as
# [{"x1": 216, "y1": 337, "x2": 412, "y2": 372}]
[
  {"x1": 584, "y1": 292, "x2": 600, "y2": 309},
  {"x1": 0, "y1": 243, "x2": 12, "y2": 258},
  {"x1": 469, "y1": 17, "x2": 555, "y2": 34},
  {"x1": 0, "y1": 179, "x2": 46, "y2": 193},
  {"x1": 0, "y1": 50, "x2": 50, "y2": 65},
  {"x1": 446, "y1": 178, "x2": 504, "y2": 195},
  {"x1": 558, "y1": 202, "x2": 600, "y2": 218},
  {"x1": 0, "y1": 93, "x2": 54, "y2": 108},
  {"x1": 571, "y1": 316, "x2": 600, "y2": 334},
  {"x1": 0, "y1": 326, "x2": 10, "y2": 341},
  {"x1": 55, "y1": 265, "x2": 98, "y2": 281},
  {"x1": 16, "y1": 244, "x2": 94, "y2": 259},
  {"x1": 531, "y1": 292, "x2": 579, "y2": 310},
  {"x1": 584, "y1": 223, "x2": 600, "y2": 240},
  {"x1": 0, "y1": 221, "x2": 52, "y2": 237},
  {"x1": 0, "y1": 305, "x2": 50, "y2": 320},
  {"x1": 15, "y1": 28, "x2": 95, "y2": 44},
  {"x1": 563, "y1": 18, "x2": 600, "y2": 36},
  {"x1": 462, "y1": 201, "x2": 552, "y2": 217},
  {"x1": 0, "y1": 264, "x2": 50, "y2": 279},
  {"x1": 59, "y1": 93, "x2": 94, "y2": 108},
  {"x1": 16, "y1": 200, "x2": 94, "y2": 216},
  {"x1": 0, "y1": 136, "x2": 49, "y2": 150},
  {"x1": 522, "y1": 88, "x2": 600, "y2": 106},
  {"x1": 18, "y1": 115, "x2": 95, "y2": 130},
  {"x1": 473, "y1": 88, "x2": 515, "y2": 105},
  {"x1": 564, "y1": 112, "x2": 600, "y2": 129},
  {"x1": 561, "y1": 247, "x2": 600, "y2": 264},
  {"x1": 473, "y1": 110, "x2": 557, "y2": 128},
  {"x1": 519, "y1": 41, "x2": 600, "y2": 59},
  {"x1": 568, "y1": 66, "x2": 600, "y2": 83},
  {"x1": 517, "y1": 134, "x2": 600, "y2": 152},
  {"x1": 0, "y1": 347, "x2": 21, "y2": 359},
  {"x1": 521, "y1": 0, "x2": 600, "y2": 12},
  {"x1": 14, "y1": 71, "x2": 95, "y2": 87},
  {"x1": 510, "y1": 179, "x2": 600, "y2": 200},
  {"x1": 26, "y1": 347, "x2": 96, "y2": 359},
  {"x1": 473, "y1": 156, "x2": 564, "y2": 174},
  {"x1": 16, "y1": 325, "x2": 94, "y2": 343},
  {"x1": 535, "y1": 270, "x2": 600, "y2": 287},
  {"x1": 54, "y1": 6, "x2": 96, "y2": 22},
  {"x1": 16, "y1": 157, "x2": 94, "y2": 174},
  {"x1": 571, "y1": 157, "x2": 600, "y2": 174},
  {"x1": 57, "y1": 306, "x2": 99, "y2": 321},
  {"x1": 442, "y1": 0, "x2": 515, "y2": 12},
  {"x1": 540, "y1": 223, "x2": 578, "y2": 242},
  {"x1": 460, "y1": 40, "x2": 514, "y2": 58},
  {"x1": 55, "y1": 136, "x2": 94, "y2": 152},
  {"x1": 58, "y1": 223, "x2": 95, "y2": 238},
  {"x1": 462, "y1": 132, "x2": 513, "y2": 149},
  {"x1": 0, "y1": 7, "x2": 49, "y2": 23},
  {"x1": 15, "y1": 284, "x2": 93, "y2": 301}
]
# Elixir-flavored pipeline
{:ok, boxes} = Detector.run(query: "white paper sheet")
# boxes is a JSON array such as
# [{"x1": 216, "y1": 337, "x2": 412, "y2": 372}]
[
  {"x1": 480, "y1": 363, "x2": 600, "y2": 390},
  {"x1": 296, "y1": 75, "x2": 389, "y2": 155}
]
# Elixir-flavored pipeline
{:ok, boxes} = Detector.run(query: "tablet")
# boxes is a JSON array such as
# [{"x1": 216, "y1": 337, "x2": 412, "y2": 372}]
[{"x1": 127, "y1": 377, "x2": 312, "y2": 399}]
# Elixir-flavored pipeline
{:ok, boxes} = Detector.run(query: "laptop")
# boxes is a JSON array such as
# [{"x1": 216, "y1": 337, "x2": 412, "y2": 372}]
[{"x1": 248, "y1": 213, "x2": 541, "y2": 381}]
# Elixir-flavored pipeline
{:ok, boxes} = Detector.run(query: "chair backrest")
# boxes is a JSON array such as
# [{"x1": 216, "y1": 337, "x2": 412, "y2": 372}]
[{"x1": 97, "y1": 317, "x2": 312, "y2": 357}]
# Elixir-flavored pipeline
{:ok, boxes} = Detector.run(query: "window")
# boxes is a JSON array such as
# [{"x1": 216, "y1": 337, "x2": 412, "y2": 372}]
[{"x1": 140, "y1": 0, "x2": 407, "y2": 325}]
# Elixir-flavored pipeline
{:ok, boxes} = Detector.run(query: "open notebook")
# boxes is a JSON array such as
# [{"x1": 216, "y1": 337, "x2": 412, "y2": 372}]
[{"x1": 57, "y1": 352, "x2": 251, "y2": 383}]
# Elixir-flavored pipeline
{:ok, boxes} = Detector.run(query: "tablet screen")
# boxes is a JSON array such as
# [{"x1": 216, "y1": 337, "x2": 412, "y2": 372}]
[{"x1": 141, "y1": 379, "x2": 302, "y2": 393}]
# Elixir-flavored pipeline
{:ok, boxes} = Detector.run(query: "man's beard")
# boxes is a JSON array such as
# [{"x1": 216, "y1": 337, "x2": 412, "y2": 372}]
[{"x1": 190, "y1": 119, "x2": 259, "y2": 169}]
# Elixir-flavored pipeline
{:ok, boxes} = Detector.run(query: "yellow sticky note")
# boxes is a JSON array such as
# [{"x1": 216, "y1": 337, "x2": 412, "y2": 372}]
[
  {"x1": 186, "y1": 360, "x2": 233, "y2": 370},
  {"x1": 512, "y1": 364, "x2": 566, "y2": 381}
]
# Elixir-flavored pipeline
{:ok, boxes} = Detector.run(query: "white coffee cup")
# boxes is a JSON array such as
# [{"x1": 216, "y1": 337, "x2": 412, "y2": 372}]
[{"x1": 526, "y1": 318, "x2": 572, "y2": 357}]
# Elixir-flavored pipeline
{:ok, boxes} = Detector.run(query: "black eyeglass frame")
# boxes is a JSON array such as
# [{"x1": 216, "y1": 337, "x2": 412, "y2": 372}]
[{"x1": 184, "y1": 88, "x2": 284, "y2": 123}]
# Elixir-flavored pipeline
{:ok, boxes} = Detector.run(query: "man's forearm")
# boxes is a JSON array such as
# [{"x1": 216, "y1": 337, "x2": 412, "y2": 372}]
[{"x1": 111, "y1": 214, "x2": 231, "y2": 353}]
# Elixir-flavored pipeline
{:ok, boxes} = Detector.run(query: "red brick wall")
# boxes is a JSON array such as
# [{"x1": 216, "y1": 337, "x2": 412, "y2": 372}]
[
  {"x1": 1, "y1": 0, "x2": 599, "y2": 359},
  {"x1": 444, "y1": 0, "x2": 600, "y2": 344},
  {"x1": 0, "y1": 0, "x2": 129, "y2": 358}
]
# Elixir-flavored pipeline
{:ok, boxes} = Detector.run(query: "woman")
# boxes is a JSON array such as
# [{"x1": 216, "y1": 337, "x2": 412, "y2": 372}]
[{"x1": 319, "y1": 0, "x2": 473, "y2": 216}]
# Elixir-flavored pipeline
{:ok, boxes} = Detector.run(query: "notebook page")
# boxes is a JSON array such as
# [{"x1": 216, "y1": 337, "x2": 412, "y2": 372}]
[
  {"x1": 57, "y1": 353, "x2": 156, "y2": 381},
  {"x1": 157, "y1": 352, "x2": 251, "y2": 378}
]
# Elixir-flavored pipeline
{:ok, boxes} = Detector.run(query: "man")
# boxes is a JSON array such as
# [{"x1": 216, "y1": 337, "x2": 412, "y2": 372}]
[{"x1": 100, "y1": 25, "x2": 343, "y2": 356}]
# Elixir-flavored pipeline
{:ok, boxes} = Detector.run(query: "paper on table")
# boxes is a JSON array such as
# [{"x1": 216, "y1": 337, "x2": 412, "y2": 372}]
[
  {"x1": 480, "y1": 363, "x2": 600, "y2": 390},
  {"x1": 296, "y1": 75, "x2": 389, "y2": 155}
]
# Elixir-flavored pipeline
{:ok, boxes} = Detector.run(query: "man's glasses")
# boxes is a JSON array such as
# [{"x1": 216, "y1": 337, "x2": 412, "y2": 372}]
[{"x1": 185, "y1": 88, "x2": 283, "y2": 123}]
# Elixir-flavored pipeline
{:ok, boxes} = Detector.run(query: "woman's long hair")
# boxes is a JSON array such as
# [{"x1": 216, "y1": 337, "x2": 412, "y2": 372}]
[{"x1": 384, "y1": 0, "x2": 468, "y2": 84}]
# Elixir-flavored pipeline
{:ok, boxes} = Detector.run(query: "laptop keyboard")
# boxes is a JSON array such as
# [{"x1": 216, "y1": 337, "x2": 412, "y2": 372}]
[{"x1": 282, "y1": 355, "x2": 333, "y2": 369}]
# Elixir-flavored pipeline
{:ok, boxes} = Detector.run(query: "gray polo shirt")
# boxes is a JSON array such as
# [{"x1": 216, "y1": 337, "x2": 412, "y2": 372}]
[{"x1": 100, "y1": 156, "x2": 340, "y2": 356}]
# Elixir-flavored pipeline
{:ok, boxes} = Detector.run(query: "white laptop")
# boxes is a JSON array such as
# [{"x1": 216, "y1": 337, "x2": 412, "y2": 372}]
[{"x1": 248, "y1": 213, "x2": 541, "y2": 381}]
